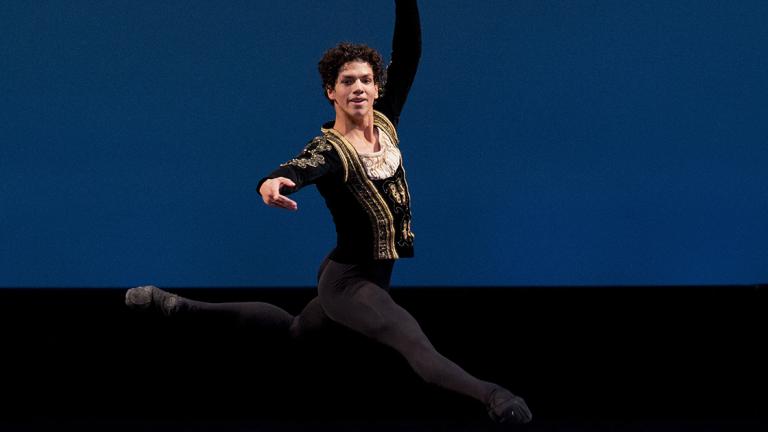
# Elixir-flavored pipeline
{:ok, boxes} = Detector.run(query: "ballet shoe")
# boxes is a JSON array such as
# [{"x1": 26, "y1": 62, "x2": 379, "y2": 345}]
[
  {"x1": 125, "y1": 285, "x2": 181, "y2": 316},
  {"x1": 486, "y1": 386, "x2": 532, "y2": 424}
]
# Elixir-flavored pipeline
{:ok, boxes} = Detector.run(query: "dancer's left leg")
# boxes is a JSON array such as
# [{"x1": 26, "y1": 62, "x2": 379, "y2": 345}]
[{"x1": 316, "y1": 259, "x2": 532, "y2": 423}]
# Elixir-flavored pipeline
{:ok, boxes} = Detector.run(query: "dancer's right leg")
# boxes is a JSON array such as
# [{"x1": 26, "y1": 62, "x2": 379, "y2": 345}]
[
  {"x1": 125, "y1": 285, "x2": 332, "y2": 339},
  {"x1": 125, "y1": 255, "x2": 336, "y2": 337}
]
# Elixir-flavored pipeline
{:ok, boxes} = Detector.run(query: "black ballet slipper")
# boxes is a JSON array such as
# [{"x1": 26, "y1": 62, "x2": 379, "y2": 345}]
[
  {"x1": 125, "y1": 285, "x2": 181, "y2": 316},
  {"x1": 486, "y1": 386, "x2": 532, "y2": 424}
]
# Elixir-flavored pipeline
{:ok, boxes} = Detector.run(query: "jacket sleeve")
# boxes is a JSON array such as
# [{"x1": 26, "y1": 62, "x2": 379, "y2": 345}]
[
  {"x1": 257, "y1": 136, "x2": 341, "y2": 196},
  {"x1": 374, "y1": 0, "x2": 422, "y2": 128}
]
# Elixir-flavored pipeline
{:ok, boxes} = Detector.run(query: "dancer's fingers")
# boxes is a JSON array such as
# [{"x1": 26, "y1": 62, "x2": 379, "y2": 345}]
[{"x1": 271, "y1": 194, "x2": 298, "y2": 211}]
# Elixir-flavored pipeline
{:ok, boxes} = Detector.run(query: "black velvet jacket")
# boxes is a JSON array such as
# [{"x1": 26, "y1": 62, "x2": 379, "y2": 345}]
[{"x1": 259, "y1": 0, "x2": 420, "y2": 263}]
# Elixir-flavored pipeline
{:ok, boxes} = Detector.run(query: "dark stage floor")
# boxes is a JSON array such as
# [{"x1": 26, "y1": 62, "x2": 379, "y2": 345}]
[{"x1": 1, "y1": 286, "x2": 765, "y2": 431}]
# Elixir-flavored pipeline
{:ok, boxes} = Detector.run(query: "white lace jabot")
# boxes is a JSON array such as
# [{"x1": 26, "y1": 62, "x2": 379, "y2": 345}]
[{"x1": 357, "y1": 127, "x2": 401, "y2": 180}]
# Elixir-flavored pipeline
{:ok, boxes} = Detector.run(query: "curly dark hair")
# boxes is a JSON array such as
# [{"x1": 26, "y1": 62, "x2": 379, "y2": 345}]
[{"x1": 318, "y1": 42, "x2": 387, "y2": 105}]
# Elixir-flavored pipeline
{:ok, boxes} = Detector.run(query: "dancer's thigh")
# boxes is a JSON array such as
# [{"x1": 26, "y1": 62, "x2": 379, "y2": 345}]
[{"x1": 318, "y1": 261, "x2": 429, "y2": 351}]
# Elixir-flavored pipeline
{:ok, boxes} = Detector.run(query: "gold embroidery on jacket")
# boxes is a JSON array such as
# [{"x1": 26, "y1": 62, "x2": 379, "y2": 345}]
[
  {"x1": 281, "y1": 137, "x2": 332, "y2": 169},
  {"x1": 385, "y1": 175, "x2": 414, "y2": 247},
  {"x1": 384, "y1": 178, "x2": 410, "y2": 206},
  {"x1": 397, "y1": 178, "x2": 410, "y2": 205},
  {"x1": 399, "y1": 166, "x2": 415, "y2": 245},
  {"x1": 387, "y1": 182, "x2": 403, "y2": 206},
  {"x1": 401, "y1": 218, "x2": 415, "y2": 244}
]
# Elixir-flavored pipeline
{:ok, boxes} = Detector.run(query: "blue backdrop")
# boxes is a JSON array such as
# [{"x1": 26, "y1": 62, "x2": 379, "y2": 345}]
[{"x1": 2, "y1": 0, "x2": 766, "y2": 288}]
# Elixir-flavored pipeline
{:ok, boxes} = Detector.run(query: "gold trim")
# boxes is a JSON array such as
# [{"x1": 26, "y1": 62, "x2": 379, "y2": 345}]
[{"x1": 373, "y1": 110, "x2": 399, "y2": 146}]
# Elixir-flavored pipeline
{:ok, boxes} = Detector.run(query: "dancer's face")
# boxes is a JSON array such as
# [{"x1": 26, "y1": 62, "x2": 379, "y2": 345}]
[{"x1": 326, "y1": 61, "x2": 379, "y2": 119}]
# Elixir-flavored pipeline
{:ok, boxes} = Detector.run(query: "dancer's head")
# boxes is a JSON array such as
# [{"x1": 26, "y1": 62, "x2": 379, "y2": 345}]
[{"x1": 318, "y1": 42, "x2": 386, "y2": 116}]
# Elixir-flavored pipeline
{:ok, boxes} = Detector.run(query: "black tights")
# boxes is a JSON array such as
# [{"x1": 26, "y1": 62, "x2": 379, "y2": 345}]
[{"x1": 175, "y1": 256, "x2": 496, "y2": 404}]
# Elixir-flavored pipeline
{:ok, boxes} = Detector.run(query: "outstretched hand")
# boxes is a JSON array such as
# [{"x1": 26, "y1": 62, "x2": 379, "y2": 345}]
[{"x1": 259, "y1": 177, "x2": 298, "y2": 211}]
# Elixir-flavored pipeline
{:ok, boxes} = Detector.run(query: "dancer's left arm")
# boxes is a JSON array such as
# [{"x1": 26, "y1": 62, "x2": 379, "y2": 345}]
[{"x1": 374, "y1": 0, "x2": 421, "y2": 128}]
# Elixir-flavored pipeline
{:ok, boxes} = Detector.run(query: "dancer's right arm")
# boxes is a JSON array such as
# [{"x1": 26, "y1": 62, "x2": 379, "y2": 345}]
[{"x1": 257, "y1": 136, "x2": 342, "y2": 211}]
